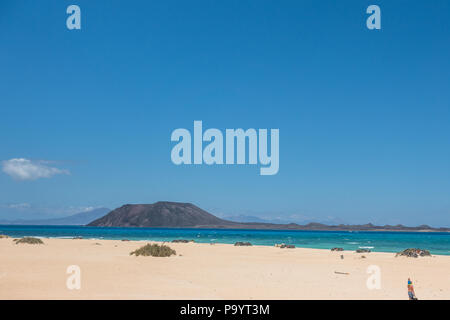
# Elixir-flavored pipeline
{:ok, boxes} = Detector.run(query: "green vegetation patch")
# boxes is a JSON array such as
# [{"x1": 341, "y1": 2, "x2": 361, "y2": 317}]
[
  {"x1": 130, "y1": 243, "x2": 176, "y2": 257},
  {"x1": 14, "y1": 237, "x2": 44, "y2": 245}
]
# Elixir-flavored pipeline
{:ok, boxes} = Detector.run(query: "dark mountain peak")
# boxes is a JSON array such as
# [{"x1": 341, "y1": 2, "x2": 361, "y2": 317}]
[
  {"x1": 304, "y1": 222, "x2": 327, "y2": 228},
  {"x1": 154, "y1": 201, "x2": 193, "y2": 206},
  {"x1": 88, "y1": 202, "x2": 235, "y2": 228}
]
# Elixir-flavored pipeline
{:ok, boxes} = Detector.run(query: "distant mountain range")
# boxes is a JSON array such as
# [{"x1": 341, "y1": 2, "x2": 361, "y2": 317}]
[
  {"x1": 0, "y1": 208, "x2": 110, "y2": 225},
  {"x1": 222, "y1": 214, "x2": 346, "y2": 226},
  {"x1": 88, "y1": 202, "x2": 450, "y2": 232},
  {"x1": 223, "y1": 215, "x2": 293, "y2": 224}
]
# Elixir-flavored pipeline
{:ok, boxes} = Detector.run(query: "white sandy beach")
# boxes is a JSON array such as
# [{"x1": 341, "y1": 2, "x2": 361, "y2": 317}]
[{"x1": 0, "y1": 237, "x2": 449, "y2": 300}]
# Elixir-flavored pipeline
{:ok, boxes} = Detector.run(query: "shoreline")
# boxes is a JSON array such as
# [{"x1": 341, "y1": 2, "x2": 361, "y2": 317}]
[
  {"x1": 1, "y1": 231, "x2": 449, "y2": 256},
  {"x1": 1, "y1": 226, "x2": 449, "y2": 256},
  {"x1": 6, "y1": 235, "x2": 450, "y2": 256},
  {"x1": 1, "y1": 237, "x2": 450, "y2": 299}
]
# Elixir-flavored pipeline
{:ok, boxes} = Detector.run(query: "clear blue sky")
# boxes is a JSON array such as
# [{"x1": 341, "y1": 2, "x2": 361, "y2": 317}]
[{"x1": 1, "y1": 1, "x2": 449, "y2": 226}]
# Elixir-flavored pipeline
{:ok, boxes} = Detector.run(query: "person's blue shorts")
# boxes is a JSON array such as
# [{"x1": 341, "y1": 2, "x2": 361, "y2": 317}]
[{"x1": 408, "y1": 291, "x2": 415, "y2": 299}]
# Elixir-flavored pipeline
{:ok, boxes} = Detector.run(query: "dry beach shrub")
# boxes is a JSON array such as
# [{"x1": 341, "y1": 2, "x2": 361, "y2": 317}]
[
  {"x1": 13, "y1": 237, "x2": 44, "y2": 245},
  {"x1": 130, "y1": 243, "x2": 176, "y2": 257}
]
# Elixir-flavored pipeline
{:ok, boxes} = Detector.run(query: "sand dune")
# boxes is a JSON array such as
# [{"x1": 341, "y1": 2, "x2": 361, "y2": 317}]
[{"x1": 0, "y1": 238, "x2": 449, "y2": 300}]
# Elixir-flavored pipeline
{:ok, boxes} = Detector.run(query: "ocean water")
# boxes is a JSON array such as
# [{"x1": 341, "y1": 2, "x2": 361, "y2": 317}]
[{"x1": 0, "y1": 225, "x2": 449, "y2": 255}]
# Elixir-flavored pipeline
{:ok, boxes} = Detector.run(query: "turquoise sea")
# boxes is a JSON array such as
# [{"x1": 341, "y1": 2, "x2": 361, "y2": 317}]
[{"x1": 0, "y1": 225, "x2": 449, "y2": 255}]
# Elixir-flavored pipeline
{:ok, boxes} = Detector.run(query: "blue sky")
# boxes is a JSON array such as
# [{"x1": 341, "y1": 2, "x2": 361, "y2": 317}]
[{"x1": 1, "y1": 1, "x2": 449, "y2": 226}]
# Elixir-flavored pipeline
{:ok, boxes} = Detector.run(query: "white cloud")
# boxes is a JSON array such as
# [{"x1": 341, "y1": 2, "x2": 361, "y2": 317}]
[
  {"x1": 1, "y1": 158, "x2": 70, "y2": 181},
  {"x1": 66, "y1": 206, "x2": 98, "y2": 213},
  {"x1": 2, "y1": 203, "x2": 31, "y2": 209}
]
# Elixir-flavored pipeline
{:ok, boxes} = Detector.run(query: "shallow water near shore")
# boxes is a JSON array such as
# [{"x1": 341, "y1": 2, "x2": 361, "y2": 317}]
[{"x1": 1, "y1": 225, "x2": 449, "y2": 255}]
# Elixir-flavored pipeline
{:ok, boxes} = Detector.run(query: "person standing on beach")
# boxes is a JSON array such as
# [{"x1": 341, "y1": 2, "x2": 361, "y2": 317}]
[{"x1": 407, "y1": 278, "x2": 417, "y2": 300}]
